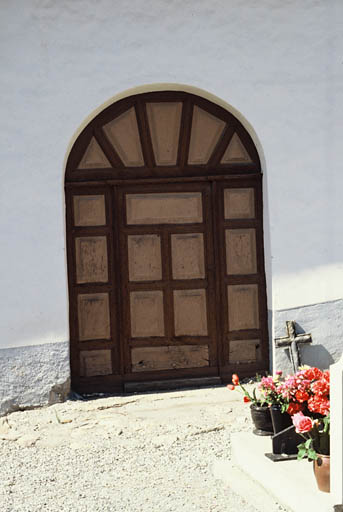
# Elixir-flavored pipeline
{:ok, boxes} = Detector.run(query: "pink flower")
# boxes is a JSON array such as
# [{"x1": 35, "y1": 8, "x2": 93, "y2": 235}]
[
  {"x1": 259, "y1": 376, "x2": 276, "y2": 391},
  {"x1": 276, "y1": 370, "x2": 283, "y2": 376},
  {"x1": 292, "y1": 412, "x2": 313, "y2": 433},
  {"x1": 227, "y1": 384, "x2": 235, "y2": 390}
]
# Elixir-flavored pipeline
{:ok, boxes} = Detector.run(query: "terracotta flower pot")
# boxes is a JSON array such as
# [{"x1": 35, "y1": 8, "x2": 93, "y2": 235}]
[
  {"x1": 250, "y1": 404, "x2": 273, "y2": 436},
  {"x1": 313, "y1": 454, "x2": 330, "y2": 493}
]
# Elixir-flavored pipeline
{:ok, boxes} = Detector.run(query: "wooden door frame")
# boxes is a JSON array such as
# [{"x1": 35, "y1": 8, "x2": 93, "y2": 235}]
[{"x1": 65, "y1": 90, "x2": 268, "y2": 393}]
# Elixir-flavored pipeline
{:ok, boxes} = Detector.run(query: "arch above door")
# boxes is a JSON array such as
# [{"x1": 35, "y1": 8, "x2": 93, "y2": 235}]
[{"x1": 65, "y1": 90, "x2": 268, "y2": 393}]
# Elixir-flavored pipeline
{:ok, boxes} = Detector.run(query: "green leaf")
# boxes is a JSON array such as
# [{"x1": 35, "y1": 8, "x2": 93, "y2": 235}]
[
  {"x1": 307, "y1": 449, "x2": 318, "y2": 461},
  {"x1": 297, "y1": 446, "x2": 307, "y2": 460},
  {"x1": 281, "y1": 403, "x2": 288, "y2": 414}
]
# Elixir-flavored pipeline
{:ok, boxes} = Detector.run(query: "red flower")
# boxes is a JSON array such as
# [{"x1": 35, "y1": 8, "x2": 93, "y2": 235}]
[
  {"x1": 311, "y1": 379, "x2": 329, "y2": 397},
  {"x1": 295, "y1": 390, "x2": 309, "y2": 403},
  {"x1": 322, "y1": 370, "x2": 330, "y2": 383},
  {"x1": 287, "y1": 402, "x2": 303, "y2": 415},
  {"x1": 227, "y1": 384, "x2": 235, "y2": 390},
  {"x1": 232, "y1": 374, "x2": 240, "y2": 386},
  {"x1": 243, "y1": 396, "x2": 251, "y2": 403},
  {"x1": 304, "y1": 367, "x2": 323, "y2": 381},
  {"x1": 308, "y1": 396, "x2": 330, "y2": 415}
]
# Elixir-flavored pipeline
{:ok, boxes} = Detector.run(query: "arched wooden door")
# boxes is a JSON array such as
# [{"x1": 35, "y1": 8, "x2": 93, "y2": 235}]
[{"x1": 65, "y1": 91, "x2": 269, "y2": 393}]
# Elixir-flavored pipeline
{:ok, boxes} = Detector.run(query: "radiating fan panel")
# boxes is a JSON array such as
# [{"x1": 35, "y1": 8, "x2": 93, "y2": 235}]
[
  {"x1": 221, "y1": 133, "x2": 252, "y2": 163},
  {"x1": 188, "y1": 106, "x2": 225, "y2": 164},
  {"x1": 103, "y1": 108, "x2": 144, "y2": 167},
  {"x1": 146, "y1": 102, "x2": 182, "y2": 165},
  {"x1": 77, "y1": 137, "x2": 112, "y2": 169}
]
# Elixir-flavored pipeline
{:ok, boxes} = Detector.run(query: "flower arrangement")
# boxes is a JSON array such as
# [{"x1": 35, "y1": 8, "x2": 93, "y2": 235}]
[
  {"x1": 292, "y1": 412, "x2": 330, "y2": 460},
  {"x1": 289, "y1": 366, "x2": 330, "y2": 460},
  {"x1": 278, "y1": 366, "x2": 330, "y2": 416},
  {"x1": 256, "y1": 371, "x2": 289, "y2": 412},
  {"x1": 227, "y1": 366, "x2": 330, "y2": 421},
  {"x1": 227, "y1": 373, "x2": 267, "y2": 406}
]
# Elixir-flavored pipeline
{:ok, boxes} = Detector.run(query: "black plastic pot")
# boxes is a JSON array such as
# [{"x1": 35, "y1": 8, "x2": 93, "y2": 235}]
[
  {"x1": 270, "y1": 404, "x2": 292, "y2": 434},
  {"x1": 250, "y1": 404, "x2": 273, "y2": 436}
]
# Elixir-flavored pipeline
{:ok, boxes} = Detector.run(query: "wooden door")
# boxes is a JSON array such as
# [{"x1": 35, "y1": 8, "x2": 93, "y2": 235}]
[
  {"x1": 118, "y1": 182, "x2": 219, "y2": 381},
  {"x1": 65, "y1": 90, "x2": 269, "y2": 393}
]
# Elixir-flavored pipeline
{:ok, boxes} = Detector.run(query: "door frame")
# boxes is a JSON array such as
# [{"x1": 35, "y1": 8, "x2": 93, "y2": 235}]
[
  {"x1": 66, "y1": 173, "x2": 268, "y2": 393},
  {"x1": 65, "y1": 90, "x2": 268, "y2": 393}
]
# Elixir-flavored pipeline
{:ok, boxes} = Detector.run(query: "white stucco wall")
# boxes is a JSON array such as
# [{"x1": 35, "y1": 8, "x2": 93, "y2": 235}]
[{"x1": 1, "y1": 0, "x2": 343, "y2": 351}]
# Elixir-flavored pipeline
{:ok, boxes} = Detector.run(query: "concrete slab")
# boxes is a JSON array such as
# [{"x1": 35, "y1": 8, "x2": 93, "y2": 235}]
[
  {"x1": 228, "y1": 432, "x2": 336, "y2": 512},
  {"x1": 213, "y1": 460, "x2": 288, "y2": 512}
]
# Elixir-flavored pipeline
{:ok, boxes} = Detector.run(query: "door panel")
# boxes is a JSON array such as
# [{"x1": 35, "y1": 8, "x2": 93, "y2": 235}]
[
  {"x1": 216, "y1": 179, "x2": 269, "y2": 375},
  {"x1": 118, "y1": 183, "x2": 217, "y2": 376}
]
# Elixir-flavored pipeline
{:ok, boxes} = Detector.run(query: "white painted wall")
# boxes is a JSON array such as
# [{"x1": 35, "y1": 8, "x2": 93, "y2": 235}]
[{"x1": 1, "y1": 0, "x2": 343, "y2": 349}]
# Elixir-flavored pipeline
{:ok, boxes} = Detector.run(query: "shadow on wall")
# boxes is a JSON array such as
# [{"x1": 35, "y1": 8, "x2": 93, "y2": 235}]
[
  {"x1": 273, "y1": 299, "x2": 343, "y2": 373},
  {"x1": 275, "y1": 341, "x2": 334, "y2": 374},
  {"x1": 292, "y1": 321, "x2": 334, "y2": 369},
  {"x1": 301, "y1": 344, "x2": 334, "y2": 369}
]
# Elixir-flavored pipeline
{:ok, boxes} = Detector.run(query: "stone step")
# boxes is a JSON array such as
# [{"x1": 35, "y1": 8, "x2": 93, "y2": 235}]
[
  {"x1": 226, "y1": 431, "x2": 335, "y2": 512},
  {"x1": 124, "y1": 376, "x2": 221, "y2": 393}
]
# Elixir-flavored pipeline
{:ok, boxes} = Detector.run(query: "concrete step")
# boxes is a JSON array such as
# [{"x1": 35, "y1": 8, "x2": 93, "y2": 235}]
[
  {"x1": 213, "y1": 459, "x2": 288, "y2": 512},
  {"x1": 220, "y1": 431, "x2": 336, "y2": 512}
]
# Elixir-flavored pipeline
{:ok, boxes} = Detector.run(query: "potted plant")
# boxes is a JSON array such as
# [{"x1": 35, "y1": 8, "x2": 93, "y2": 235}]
[
  {"x1": 290, "y1": 368, "x2": 330, "y2": 492},
  {"x1": 257, "y1": 372, "x2": 292, "y2": 433},
  {"x1": 227, "y1": 374, "x2": 273, "y2": 436},
  {"x1": 292, "y1": 412, "x2": 330, "y2": 492}
]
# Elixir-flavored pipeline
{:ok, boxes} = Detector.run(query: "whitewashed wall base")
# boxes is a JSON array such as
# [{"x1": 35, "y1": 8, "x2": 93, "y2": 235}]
[{"x1": 0, "y1": 342, "x2": 70, "y2": 417}]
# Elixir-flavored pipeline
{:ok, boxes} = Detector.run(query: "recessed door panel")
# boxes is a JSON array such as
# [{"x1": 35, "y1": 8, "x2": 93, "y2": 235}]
[
  {"x1": 130, "y1": 291, "x2": 165, "y2": 337},
  {"x1": 173, "y1": 289, "x2": 208, "y2": 336},
  {"x1": 171, "y1": 233, "x2": 205, "y2": 280},
  {"x1": 128, "y1": 234, "x2": 162, "y2": 282}
]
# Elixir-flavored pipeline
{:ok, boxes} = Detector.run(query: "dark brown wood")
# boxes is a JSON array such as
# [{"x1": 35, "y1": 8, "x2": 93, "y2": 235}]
[
  {"x1": 207, "y1": 123, "x2": 236, "y2": 168},
  {"x1": 215, "y1": 178, "x2": 269, "y2": 373},
  {"x1": 94, "y1": 127, "x2": 123, "y2": 168},
  {"x1": 65, "y1": 90, "x2": 268, "y2": 394},
  {"x1": 135, "y1": 100, "x2": 155, "y2": 168},
  {"x1": 178, "y1": 99, "x2": 193, "y2": 168},
  {"x1": 65, "y1": 173, "x2": 262, "y2": 187}
]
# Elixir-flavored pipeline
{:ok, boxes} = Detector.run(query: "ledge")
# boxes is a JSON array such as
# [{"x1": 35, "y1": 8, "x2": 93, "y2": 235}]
[{"x1": 228, "y1": 432, "x2": 335, "y2": 512}]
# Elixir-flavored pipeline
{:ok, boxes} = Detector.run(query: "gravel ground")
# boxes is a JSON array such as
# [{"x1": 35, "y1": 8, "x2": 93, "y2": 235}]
[{"x1": 0, "y1": 386, "x2": 287, "y2": 511}]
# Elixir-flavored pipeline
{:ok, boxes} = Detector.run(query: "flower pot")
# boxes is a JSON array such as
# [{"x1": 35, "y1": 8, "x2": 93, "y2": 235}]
[
  {"x1": 270, "y1": 404, "x2": 292, "y2": 434},
  {"x1": 313, "y1": 454, "x2": 330, "y2": 493},
  {"x1": 250, "y1": 404, "x2": 273, "y2": 436}
]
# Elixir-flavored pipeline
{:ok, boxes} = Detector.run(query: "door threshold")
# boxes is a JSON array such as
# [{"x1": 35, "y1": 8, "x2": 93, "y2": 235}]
[{"x1": 124, "y1": 376, "x2": 222, "y2": 393}]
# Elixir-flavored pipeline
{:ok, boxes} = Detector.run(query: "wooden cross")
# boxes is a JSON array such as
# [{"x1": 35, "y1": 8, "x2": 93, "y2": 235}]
[{"x1": 274, "y1": 321, "x2": 312, "y2": 373}]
